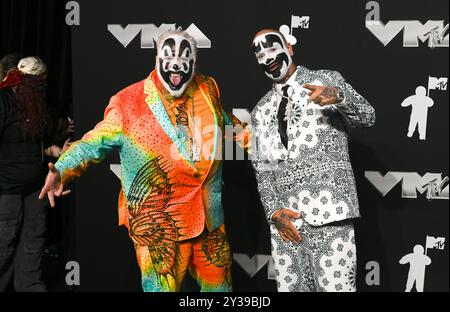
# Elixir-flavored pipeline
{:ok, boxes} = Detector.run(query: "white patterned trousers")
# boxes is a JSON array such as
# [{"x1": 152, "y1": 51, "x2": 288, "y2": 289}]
[{"x1": 270, "y1": 218, "x2": 357, "y2": 292}]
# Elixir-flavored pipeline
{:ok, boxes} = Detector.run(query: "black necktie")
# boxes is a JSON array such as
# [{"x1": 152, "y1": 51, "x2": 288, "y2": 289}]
[{"x1": 277, "y1": 85, "x2": 290, "y2": 149}]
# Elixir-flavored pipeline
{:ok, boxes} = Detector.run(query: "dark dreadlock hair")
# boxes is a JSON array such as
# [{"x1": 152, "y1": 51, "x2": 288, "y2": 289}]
[{"x1": 15, "y1": 74, "x2": 50, "y2": 139}]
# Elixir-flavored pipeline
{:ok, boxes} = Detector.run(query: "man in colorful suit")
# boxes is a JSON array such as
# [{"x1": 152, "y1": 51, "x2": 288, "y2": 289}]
[
  {"x1": 250, "y1": 29, "x2": 375, "y2": 292},
  {"x1": 39, "y1": 29, "x2": 248, "y2": 292}
]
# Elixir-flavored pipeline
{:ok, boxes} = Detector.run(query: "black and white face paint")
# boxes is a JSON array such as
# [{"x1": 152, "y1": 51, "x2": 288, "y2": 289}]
[
  {"x1": 156, "y1": 34, "x2": 196, "y2": 97},
  {"x1": 252, "y1": 32, "x2": 292, "y2": 82}
]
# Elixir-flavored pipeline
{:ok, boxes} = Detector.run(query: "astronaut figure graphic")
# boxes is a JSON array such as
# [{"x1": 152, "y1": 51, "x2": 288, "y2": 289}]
[
  {"x1": 399, "y1": 245, "x2": 432, "y2": 292},
  {"x1": 401, "y1": 86, "x2": 434, "y2": 140}
]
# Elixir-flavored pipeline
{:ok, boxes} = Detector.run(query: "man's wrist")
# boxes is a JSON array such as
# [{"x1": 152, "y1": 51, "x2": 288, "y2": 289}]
[
  {"x1": 270, "y1": 208, "x2": 283, "y2": 221},
  {"x1": 54, "y1": 162, "x2": 65, "y2": 178}
]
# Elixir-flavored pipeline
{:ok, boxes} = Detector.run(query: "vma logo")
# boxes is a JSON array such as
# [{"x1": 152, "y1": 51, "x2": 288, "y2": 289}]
[
  {"x1": 365, "y1": 1, "x2": 449, "y2": 48},
  {"x1": 365, "y1": 171, "x2": 449, "y2": 200},
  {"x1": 108, "y1": 23, "x2": 211, "y2": 49},
  {"x1": 233, "y1": 254, "x2": 276, "y2": 280},
  {"x1": 235, "y1": 253, "x2": 383, "y2": 288}
]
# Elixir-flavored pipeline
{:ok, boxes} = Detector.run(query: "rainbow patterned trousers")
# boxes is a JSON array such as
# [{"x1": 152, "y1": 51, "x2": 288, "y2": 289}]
[{"x1": 133, "y1": 225, "x2": 232, "y2": 292}]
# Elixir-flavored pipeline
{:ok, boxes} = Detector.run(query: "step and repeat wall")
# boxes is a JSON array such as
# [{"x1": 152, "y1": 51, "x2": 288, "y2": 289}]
[{"x1": 69, "y1": 0, "x2": 448, "y2": 291}]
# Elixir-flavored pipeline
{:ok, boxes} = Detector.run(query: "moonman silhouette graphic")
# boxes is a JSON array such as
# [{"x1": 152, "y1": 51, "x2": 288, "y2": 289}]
[
  {"x1": 399, "y1": 245, "x2": 432, "y2": 292},
  {"x1": 401, "y1": 86, "x2": 434, "y2": 140}
]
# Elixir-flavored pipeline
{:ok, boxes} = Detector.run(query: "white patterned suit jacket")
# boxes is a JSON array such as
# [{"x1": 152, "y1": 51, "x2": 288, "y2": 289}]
[{"x1": 251, "y1": 66, "x2": 375, "y2": 226}]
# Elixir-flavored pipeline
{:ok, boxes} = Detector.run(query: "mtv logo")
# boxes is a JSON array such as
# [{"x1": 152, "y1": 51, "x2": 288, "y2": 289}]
[
  {"x1": 435, "y1": 239, "x2": 446, "y2": 250},
  {"x1": 426, "y1": 24, "x2": 449, "y2": 48},
  {"x1": 291, "y1": 15, "x2": 310, "y2": 29},
  {"x1": 365, "y1": 171, "x2": 449, "y2": 200},
  {"x1": 429, "y1": 77, "x2": 448, "y2": 91},
  {"x1": 426, "y1": 235, "x2": 446, "y2": 250},
  {"x1": 436, "y1": 81, "x2": 448, "y2": 90},
  {"x1": 299, "y1": 16, "x2": 310, "y2": 29},
  {"x1": 108, "y1": 23, "x2": 211, "y2": 49}
]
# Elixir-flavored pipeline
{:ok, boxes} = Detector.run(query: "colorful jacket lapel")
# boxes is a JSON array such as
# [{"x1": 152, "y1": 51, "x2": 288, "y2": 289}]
[
  {"x1": 143, "y1": 75, "x2": 195, "y2": 167},
  {"x1": 195, "y1": 76, "x2": 220, "y2": 162}
]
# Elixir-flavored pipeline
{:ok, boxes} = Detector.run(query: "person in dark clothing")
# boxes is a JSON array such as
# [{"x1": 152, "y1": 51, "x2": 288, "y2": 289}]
[{"x1": 0, "y1": 56, "x2": 67, "y2": 292}]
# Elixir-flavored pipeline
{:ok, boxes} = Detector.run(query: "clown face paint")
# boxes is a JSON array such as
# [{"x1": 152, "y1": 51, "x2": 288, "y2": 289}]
[
  {"x1": 252, "y1": 32, "x2": 292, "y2": 82},
  {"x1": 157, "y1": 34, "x2": 196, "y2": 97}
]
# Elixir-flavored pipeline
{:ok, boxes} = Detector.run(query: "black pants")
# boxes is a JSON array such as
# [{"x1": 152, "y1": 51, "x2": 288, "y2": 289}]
[{"x1": 0, "y1": 190, "x2": 47, "y2": 292}]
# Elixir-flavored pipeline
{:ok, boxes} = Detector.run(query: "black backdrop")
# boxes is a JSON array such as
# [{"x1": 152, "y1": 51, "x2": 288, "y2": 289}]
[
  {"x1": 0, "y1": 0, "x2": 74, "y2": 290},
  {"x1": 0, "y1": 0, "x2": 72, "y2": 114},
  {"x1": 2, "y1": 0, "x2": 448, "y2": 292},
  {"x1": 69, "y1": 0, "x2": 448, "y2": 292}
]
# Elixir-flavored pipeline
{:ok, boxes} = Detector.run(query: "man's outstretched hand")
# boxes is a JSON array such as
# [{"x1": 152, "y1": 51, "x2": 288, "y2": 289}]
[
  {"x1": 38, "y1": 162, "x2": 71, "y2": 207},
  {"x1": 303, "y1": 84, "x2": 340, "y2": 106},
  {"x1": 272, "y1": 208, "x2": 302, "y2": 244}
]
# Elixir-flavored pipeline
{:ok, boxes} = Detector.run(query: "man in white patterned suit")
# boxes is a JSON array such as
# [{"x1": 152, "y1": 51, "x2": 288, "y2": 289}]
[{"x1": 250, "y1": 29, "x2": 375, "y2": 292}]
